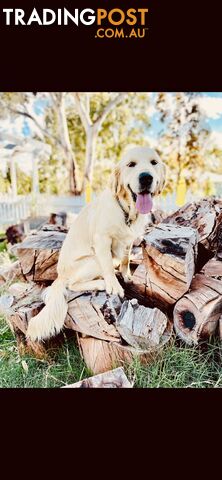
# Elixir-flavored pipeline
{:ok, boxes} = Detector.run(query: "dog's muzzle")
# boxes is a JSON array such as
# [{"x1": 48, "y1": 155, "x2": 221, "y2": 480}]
[{"x1": 138, "y1": 172, "x2": 153, "y2": 193}]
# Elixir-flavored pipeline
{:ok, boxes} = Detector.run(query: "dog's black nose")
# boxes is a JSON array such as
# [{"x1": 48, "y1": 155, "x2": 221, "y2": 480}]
[{"x1": 139, "y1": 172, "x2": 153, "y2": 189}]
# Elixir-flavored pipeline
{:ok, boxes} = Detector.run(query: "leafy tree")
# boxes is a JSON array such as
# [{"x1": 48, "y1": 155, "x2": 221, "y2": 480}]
[{"x1": 155, "y1": 92, "x2": 210, "y2": 194}]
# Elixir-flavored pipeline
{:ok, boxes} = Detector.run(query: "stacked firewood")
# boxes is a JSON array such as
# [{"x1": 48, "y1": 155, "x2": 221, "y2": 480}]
[
  {"x1": 1, "y1": 197, "x2": 222, "y2": 375},
  {"x1": 129, "y1": 197, "x2": 222, "y2": 344}
]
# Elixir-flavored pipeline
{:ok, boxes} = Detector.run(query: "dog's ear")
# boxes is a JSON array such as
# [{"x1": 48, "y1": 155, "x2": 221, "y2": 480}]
[
  {"x1": 110, "y1": 166, "x2": 121, "y2": 196},
  {"x1": 157, "y1": 162, "x2": 167, "y2": 195}
]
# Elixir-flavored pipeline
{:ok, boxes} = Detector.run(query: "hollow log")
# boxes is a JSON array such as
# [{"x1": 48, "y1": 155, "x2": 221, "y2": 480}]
[
  {"x1": 16, "y1": 229, "x2": 66, "y2": 282},
  {"x1": 163, "y1": 197, "x2": 222, "y2": 253},
  {"x1": 129, "y1": 224, "x2": 198, "y2": 309},
  {"x1": 116, "y1": 298, "x2": 168, "y2": 349},
  {"x1": 62, "y1": 367, "x2": 132, "y2": 388},
  {"x1": 173, "y1": 258, "x2": 222, "y2": 344}
]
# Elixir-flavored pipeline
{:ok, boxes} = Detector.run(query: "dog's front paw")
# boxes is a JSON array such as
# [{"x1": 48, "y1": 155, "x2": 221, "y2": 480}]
[{"x1": 105, "y1": 275, "x2": 124, "y2": 298}]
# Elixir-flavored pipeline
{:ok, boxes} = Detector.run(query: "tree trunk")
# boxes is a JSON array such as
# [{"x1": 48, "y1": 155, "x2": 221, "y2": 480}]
[
  {"x1": 10, "y1": 156, "x2": 17, "y2": 199},
  {"x1": 82, "y1": 125, "x2": 98, "y2": 189},
  {"x1": 58, "y1": 96, "x2": 80, "y2": 195},
  {"x1": 32, "y1": 155, "x2": 39, "y2": 195}
]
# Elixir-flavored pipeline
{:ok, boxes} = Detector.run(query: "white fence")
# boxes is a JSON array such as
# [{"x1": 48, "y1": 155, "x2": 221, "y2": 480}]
[
  {"x1": 0, "y1": 191, "x2": 199, "y2": 229},
  {"x1": 0, "y1": 195, "x2": 31, "y2": 228},
  {"x1": 0, "y1": 194, "x2": 86, "y2": 229}
]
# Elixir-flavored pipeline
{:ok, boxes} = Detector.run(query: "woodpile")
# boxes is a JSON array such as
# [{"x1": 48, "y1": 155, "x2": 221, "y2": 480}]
[
  {"x1": 2, "y1": 198, "x2": 222, "y2": 380},
  {"x1": 128, "y1": 198, "x2": 222, "y2": 343},
  {"x1": 3, "y1": 282, "x2": 172, "y2": 373}
]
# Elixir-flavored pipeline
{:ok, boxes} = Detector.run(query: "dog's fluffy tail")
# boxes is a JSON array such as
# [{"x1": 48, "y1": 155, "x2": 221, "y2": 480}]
[{"x1": 26, "y1": 278, "x2": 67, "y2": 341}]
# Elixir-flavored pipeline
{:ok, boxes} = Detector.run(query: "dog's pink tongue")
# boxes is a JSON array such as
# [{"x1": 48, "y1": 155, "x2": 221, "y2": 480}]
[{"x1": 136, "y1": 193, "x2": 153, "y2": 214}]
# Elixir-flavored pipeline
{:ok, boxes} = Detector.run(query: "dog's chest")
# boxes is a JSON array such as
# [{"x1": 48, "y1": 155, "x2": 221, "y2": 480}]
[{"x1": 111, "y1": 215, "x2": 147, "y2": 261}]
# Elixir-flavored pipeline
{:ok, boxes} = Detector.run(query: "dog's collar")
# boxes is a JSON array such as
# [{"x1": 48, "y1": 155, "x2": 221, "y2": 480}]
[{"x1": 116, "y1": 196, "x2": 135, "y2": 227}]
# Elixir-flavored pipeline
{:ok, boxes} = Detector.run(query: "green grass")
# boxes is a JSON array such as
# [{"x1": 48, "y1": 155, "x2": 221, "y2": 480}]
[
  {"x1": 0, "y1": 316, "x2": 90, "y2": 388},
  {"x1": 1, "y1": 313, "x2": 222, "y2": 388},
  {"x1": 127, "y1": 339, "x2": 222, "y2": 388}
]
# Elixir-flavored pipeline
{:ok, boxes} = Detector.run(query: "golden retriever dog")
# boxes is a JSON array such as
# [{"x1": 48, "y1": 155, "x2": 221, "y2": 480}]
[{"x1": 27, "y1": 146, "x2": 166, "y2": 341}]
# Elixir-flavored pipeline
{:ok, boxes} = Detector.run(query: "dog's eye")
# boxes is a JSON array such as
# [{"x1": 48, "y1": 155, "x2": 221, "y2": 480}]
[
  {"x1": 128, "y1": 161, "x2": 137, "y2": 168},
  {"x1": 151, "y1": 159, "x2": 158, "y2": 166}
]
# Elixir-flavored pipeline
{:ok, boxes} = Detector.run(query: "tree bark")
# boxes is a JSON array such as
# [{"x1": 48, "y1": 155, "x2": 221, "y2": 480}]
[
  {"x1": 83, "y1": 125, "x2": 98, "y2": 187},
  {"x1": 10, "y1": 156, "x2": 17, "y2": 199},
  {"x1": 57, "y1": 95, "x2": 80, "y2": 195}
]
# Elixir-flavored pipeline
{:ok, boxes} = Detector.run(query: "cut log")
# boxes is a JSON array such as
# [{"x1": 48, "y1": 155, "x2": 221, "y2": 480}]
[
  {"x1": 163, "y1": 197, "x2": 222, "y2": 254},
  {"x1": 6, "y1": 285, "x2": 122, "y2": 357},
  {"x1": 6, "y1": 284, "x2": 64, "y2": 358},
  {"x1": 16, "y1": 229, "x2": 66, "y2": 282},
  {"x1": 0, "y1": 260, "x2": 25, "y2": 285},
  {"x1": 65, "y1": 290, "x2": 121, "y2": 342},
  {"x1": 130, "y1": 224, "x2": 198, "y2": 309},
  {"x1": 116, "y1": 299, "x2": 168, "y2": 349},
  {"x1": 173, "y1": 258, "x2": 222, "y2": 344},
  {"x1": 78, "y1": 322, "x2": 172, "y2": 375},
  {"x1": 62, "y1": 367, "x2": 132, "y2": 388}
]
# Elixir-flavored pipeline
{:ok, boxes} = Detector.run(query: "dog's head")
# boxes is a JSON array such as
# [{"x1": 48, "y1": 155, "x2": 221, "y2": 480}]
[{"x1": 110, "y1": 146, "x2": 166, "y2": 214}]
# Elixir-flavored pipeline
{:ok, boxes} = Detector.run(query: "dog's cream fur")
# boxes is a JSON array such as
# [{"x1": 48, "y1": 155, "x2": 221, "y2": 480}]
[{"x1": 27, "y1": 147, "x2": 166, "y2": 341}]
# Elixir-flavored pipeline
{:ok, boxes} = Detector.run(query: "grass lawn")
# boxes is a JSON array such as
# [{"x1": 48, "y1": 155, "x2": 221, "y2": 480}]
[
  {"x1": 1, "y1": 235, "x2": 222, "y2": 388},
  {"x1": 1, "y1": 313, "x2": 222, "y2": 388}
]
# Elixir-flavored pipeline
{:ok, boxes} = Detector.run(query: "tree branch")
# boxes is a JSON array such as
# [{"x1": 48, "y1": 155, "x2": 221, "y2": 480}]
[
  {"x1": 4, "y1": 104, "x2": 63, "y2": 148},
  {"x1": 94, "y1": 92, "x2": 128, "y2": 129},
  {"x1": 73, "y1": 92, "x2": 92, "y2": 131}
]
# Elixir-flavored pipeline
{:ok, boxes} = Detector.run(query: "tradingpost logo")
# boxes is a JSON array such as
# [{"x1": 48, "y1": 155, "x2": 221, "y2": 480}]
[{"x1": 2, "y1": 7, "x2": 149, "y2": 39}]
